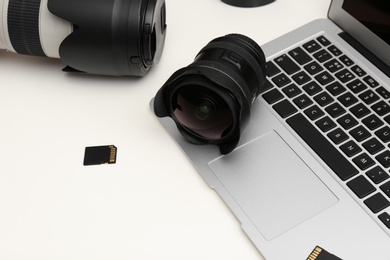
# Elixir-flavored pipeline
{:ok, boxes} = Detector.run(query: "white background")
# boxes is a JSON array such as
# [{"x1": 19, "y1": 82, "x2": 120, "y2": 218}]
[{"x1": 0, "y1": 0, "x2": 329, "y2": 259}]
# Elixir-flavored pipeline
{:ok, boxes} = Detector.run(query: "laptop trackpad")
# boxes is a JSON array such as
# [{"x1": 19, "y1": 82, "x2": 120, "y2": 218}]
[{"x1": 208, "y1": 131, "x2": 338, "y2": 240}]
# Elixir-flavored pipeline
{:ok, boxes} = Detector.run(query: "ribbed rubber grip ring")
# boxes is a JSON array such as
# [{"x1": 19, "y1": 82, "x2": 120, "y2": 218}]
[{"x1": 8, "y1": 0, "x2": 46, "y2": 56}]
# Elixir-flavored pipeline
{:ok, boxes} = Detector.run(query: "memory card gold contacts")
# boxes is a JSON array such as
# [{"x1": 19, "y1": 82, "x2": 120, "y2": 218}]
[{"x1": 307, "y1": 246, "x2": 342, "y2": 260}]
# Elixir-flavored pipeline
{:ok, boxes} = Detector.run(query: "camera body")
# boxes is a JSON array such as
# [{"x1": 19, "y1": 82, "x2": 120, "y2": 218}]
[{"x1": 0, "y1": 0, "x2": 166, "y2": 76}]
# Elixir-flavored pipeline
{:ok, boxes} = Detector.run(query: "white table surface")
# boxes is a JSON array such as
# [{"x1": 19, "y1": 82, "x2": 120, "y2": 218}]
[{"x1": 0, "y1": 0, "x2": 330, "y2": 259}]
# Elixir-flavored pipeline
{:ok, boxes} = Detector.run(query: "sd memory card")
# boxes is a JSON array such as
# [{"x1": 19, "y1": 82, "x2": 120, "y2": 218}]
[
  {"x1": 83, "y1": 145, "x2": 117, "y2": 166},
  {"x1": 307, "y1": 246, "x2": 342, "y2": 260}
]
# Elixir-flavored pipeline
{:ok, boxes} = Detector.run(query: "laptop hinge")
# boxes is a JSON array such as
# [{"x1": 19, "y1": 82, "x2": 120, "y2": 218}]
[{"x1": 339, "y1": 32, "x2": 390, "y2": 78}]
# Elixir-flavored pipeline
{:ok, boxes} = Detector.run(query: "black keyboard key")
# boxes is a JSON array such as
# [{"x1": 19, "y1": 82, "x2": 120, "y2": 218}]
[
  {"x1": 364, "y1": 137, "x2": 385, "y2": 155},
  {"x1": 273, "y1": 99, "x2": 298, "y2": 119},
  {"x1": 367, "y1": 166, "x2": 389, "y2": 184},
  {"x1": 338, "y1": 92, "x2": 358, "y2": 107},
  {"x1": 326, "y1": 82, "x2": 346, "y2": 96},
  {"x1": 328, "y1": 128, "x2": 349, "y2": 145},
  {"x1": 340, "y1": 140, "x2": 362, "y2": 157},
  {"x1": 272, "y1": 73, "x2": 292, "y2": 87},
  {"x1": 303, "y1": 81, "x2": 322, "y2": 96},
  {"x1": 274, "y1": 55, "x2": 300, "y2": 75},
  {"x1": 379, "y1": 212, "x2": 390, "y2": 229},
  {"x1": 364, "y1": 193, "x2": 390, "y2": 213},
  {"x1": 351, "y1": 65, "x2": 366, "y2": 77},
  {"x1": 326, "y1": 102, "x2": 346, "y2": 118},
  {"x1": 337, "y1": 114, "x2": 358, "y2": 130},
  {"x1": 262, "y1": 88, "x2": 284, "y2": 104},
  {"x1": 303, "y1": 40, "x2": 321, "y2": 53},
  {"x1": 359, "y1": 90, "x2": 380, "y2": 105},
  {"x1": 315, "y1": 71, "x2": 335, "y2": 85},
  {"x1": 317, "y1": 36, "x2": 331, "y2": 46},
  {"x1": 372, "y1": 101, "x2": 390, "y2": 116},
  {"x1": 340, "y1": 54, "x2": 354, "y2": 66},
  {"x1": 353, "y1": 152, "x2": 376, "y2": 170},
  {"x1": 324, "y1": 59, "x2": 344, "y2": 73},
  {"x1": 335, "y1": 69, "x2": 355, "y2": 83},
  {"x1": 350, "y1": 125, "x2": 371, "y2": 142},
  {"x1": 363, "y1": 138, "x2": 385, "y2": 155},
  {"x1": 314, "y1": 49, "x2": 332, "y2": 63},
  {"x1": 304, "y1": 61, "x2": 323, "y2": 75},
  {"x1": 327, "y1": 45, "x2": 342, "y2": 56},
  {"x1": 376, "y1": 151, "x2": 390, "y2": 168},
  {"x1": 286, "y1": 113, "x2": 358, "y2": 180},
  {"x1": 260, "y1": 79, "x2": 274, "y2": 94},
  {"x1": 375, "y1": 126, "x2": 390, "y2": 143},
  {"x1": 266, "y1": 61, "x2": 281, "y2": 77},
  {"x1": 381, "y1": 181, "x2": 390, "y2": 198},
  {"x1": 314, "y1": 92, "x2": 334, "y2": 107},
  {"x1": 385, "y1": 115, "x2": 390, "y2": 125},
  {"x1": 350, "y1": 103, "x2": 370, "y2": 118},
  {"x1": 346, "y1": 79, "x2": 367, "y2": 94},
  {"x1": 304, "y1": 105, "x2": 325, "y2": 120},
  {"x1": 292, "y1": 71, "x2": 311, "y2": 85},
  {"x1": 362, "y1": 114, "x2": 384, "y2": 130},
  {"x1": 347, "y1": 175, "x2": 376, "y2": 198},
  {"x1": 363, "y1": 75, "x2": 379, "y2": 88},
  {"x1": 293, "y1": 94, "x2": 313, "y2": 109},
  {"x1": 316, "y1": 116, "x2": 337, "y2": 132},
  {"x1": 377, "y1": 86, "x2": 390, "y2": 99},
  {"x1": 282, "y1": 83, "x2": 302, "y2": 98},
  {"x1": 288, "y1": 47, "x2": 312, "y2": 65}
]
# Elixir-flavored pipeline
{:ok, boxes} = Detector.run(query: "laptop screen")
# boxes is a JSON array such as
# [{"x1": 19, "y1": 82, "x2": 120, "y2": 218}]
[
  {"x1": 329, "y1": 0, "x2": 390, "y2": 68},
  {"x1": 343, "y1": 0, "x2": 390, "y2": 46}
]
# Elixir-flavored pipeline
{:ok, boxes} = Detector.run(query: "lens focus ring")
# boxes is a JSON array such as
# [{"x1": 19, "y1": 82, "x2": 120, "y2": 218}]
[{"x1": 8, "y1": 0, "x2": 46, "y2": 56}]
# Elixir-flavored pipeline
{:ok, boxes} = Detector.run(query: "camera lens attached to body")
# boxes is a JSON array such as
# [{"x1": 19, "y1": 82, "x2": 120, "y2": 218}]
[
  {"x1": 154, "y1": 34, "x2": 266, "y2": 154},
  {"x1": 0, "y1": 0, "x2": 167, "y2": 76}
]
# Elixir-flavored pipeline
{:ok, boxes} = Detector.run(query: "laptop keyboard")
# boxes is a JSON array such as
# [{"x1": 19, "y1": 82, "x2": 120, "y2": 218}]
[{"x1": 262, "y1": 35, "x2": 390, "y2": 233}]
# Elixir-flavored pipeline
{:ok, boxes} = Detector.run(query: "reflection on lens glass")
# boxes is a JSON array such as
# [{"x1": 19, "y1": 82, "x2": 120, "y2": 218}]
[
  {"x1": 172, "y1": 85, "x2": 234, "y2": 140},
  {"x1": 194, "y1": 98, "x2": 215, "y2": 120}
]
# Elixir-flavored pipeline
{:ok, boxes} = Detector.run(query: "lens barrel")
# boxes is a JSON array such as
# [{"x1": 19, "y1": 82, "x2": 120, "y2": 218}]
[
  {"x1": 2, "y1": 0, "x2": 167, "y2": 76},
  {"x1": 154, "y1": 34, "x2": 266, "y2": 154},
  {"x1": 49, "y1": 0, "x2": 166, "y2": 76},
  {"x1": 7, "y1": 0, "x2": 46, "y2": 56}
]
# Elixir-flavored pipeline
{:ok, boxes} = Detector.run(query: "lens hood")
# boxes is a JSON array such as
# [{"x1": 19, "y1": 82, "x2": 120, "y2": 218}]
[
  {"x1": 155, "y1": 66, "x2": 245, "y2": 154},
  {"x1": 48, "y1": 0, "x2": 167, "y2": 76}
]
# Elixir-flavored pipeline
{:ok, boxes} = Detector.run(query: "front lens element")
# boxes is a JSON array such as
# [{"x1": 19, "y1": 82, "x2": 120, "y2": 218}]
[
  {"x1": 172, "y1": 85, "x2": 234, "y2": 140},
  {"x1": 194, "y1": 98, "x2": 215, "y2": 120}
]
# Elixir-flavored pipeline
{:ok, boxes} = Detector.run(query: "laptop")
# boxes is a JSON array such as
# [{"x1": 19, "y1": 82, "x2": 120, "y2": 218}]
[{"x1": 153, "y1": 0, "x2": 390, "y2": 259}]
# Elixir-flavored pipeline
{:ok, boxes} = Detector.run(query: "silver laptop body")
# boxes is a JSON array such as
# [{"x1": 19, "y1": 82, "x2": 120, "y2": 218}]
[{"x1": 154, "y1": 0, "x2": 390, "y2": 258}]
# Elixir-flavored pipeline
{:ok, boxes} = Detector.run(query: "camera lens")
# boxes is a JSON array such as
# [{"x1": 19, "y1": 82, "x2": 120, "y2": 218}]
[
  {"x1": 171, "y1": 82, "x2": 236, "y2": 140},
  {"x1": 154, "y1": 33, "x2": 266, "y2": 154},
  {"x1": 0, "y1": 0, "x2": 167, "y2": 76}
]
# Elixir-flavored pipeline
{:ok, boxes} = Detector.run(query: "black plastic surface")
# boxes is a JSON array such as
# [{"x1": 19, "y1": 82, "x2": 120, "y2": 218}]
[
  {"x1": 48, "y1": 0, "x2": 167, "y2": 76},
  {"x1": 221, "y1": 0, "x2": 274, "y2": 8}
]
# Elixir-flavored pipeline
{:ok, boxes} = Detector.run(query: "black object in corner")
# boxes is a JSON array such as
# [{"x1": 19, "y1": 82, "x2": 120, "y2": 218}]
[{"x1": 221, "y1": 0, "x2": 275, "y2": 8}]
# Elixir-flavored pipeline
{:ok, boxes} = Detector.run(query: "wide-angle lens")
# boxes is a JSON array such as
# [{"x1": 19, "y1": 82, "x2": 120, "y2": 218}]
[
  {"x1": 172, "y1": 84, "x2": 235, "y2": 140},
  {"x1": 153, "y1": 33, "x2": 266, "y2": 154}
]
